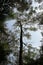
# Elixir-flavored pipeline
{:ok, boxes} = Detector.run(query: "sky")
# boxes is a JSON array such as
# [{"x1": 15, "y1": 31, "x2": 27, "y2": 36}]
[
  {"x1": 6, "y1": 0, "x2": 43, "y2": 49},
  {"x1": 28, "y1": 30, "x2": 42, "y2": 48}
]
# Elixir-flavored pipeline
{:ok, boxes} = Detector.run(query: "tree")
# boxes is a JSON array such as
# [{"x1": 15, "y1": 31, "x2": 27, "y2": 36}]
[
  {"x1": 0, "y1": 0, "x2": 29, "y2": 35},
  {"x1": 23, "y1": 44, "x2": 39, "y2": 65},
  {"x1": 0, "y1": 32, "x2": 11, "y2": 65},
  {"x1": 0, "y1": 0, "x2": 43, "y2": 65},
  {"x1": 19, "y1": 22, "x2": 23, "y2": 65},
  {"x1": 35, "y1": 0, "x2": 43, "y2": 3},
  {"x1": 0, "y1": 0, "x2": 29, "y2": 65}
]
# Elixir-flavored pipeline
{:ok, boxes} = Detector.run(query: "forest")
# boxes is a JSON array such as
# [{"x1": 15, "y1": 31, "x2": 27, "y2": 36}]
[{"x1": 0, "y1": 0, "x2": 43, "y2": 65}]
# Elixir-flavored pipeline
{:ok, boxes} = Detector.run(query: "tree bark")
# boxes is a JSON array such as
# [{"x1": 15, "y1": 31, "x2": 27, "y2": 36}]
[{"x1": 19, "y1": 22, "x2": 23, "y2": 65}]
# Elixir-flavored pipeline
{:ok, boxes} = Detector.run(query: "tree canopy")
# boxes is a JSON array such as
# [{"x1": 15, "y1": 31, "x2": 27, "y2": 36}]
[{"x1": 0, "y1": 0, "x2": 43, "y2": 65}]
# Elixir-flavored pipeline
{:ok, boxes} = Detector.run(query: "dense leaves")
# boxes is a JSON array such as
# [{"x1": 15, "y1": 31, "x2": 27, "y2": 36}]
[{"x1": 0, "y1": 0, "x2": 43, "y2": 65}]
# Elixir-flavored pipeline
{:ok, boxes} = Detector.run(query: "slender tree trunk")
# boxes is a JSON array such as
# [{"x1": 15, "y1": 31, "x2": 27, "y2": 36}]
[{"x1": 19, "y1": 22, "x2": 23, "y2": 65}]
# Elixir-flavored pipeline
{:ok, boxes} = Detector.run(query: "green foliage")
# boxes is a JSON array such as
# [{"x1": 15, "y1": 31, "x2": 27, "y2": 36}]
[
  {"x1": 35, "y1": 0, "x2": 43, "y2": 3},
  {"x1": 29, "y1": 27, "x2": 37, "y2": 31},
  {"x1": 0, "y1": 0, "x2": 43, "y2": 65},
  {"x1": 23, "y1": 44, "x2": 39, "y2": 65},
  {"x1": 34, "y1": 45, "x2": 43, "y2": 65},
  {"x1": 0, "y1": 42, "x2": 10, "y2": 63},
  {"x1": 0, "y1": 32, "x2": 11, "y2": 64},
  {"x1": 0, "y1": 0, "x2": 30, "y2": 35},
  {"x1": 29, "y1": 7, "x2": 36, "y2": 15}
]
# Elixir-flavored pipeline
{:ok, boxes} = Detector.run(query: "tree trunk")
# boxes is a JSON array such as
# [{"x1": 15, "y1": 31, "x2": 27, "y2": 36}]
[{"x1": 19, "y1": 23, "x2": 23, "y2": 65}]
